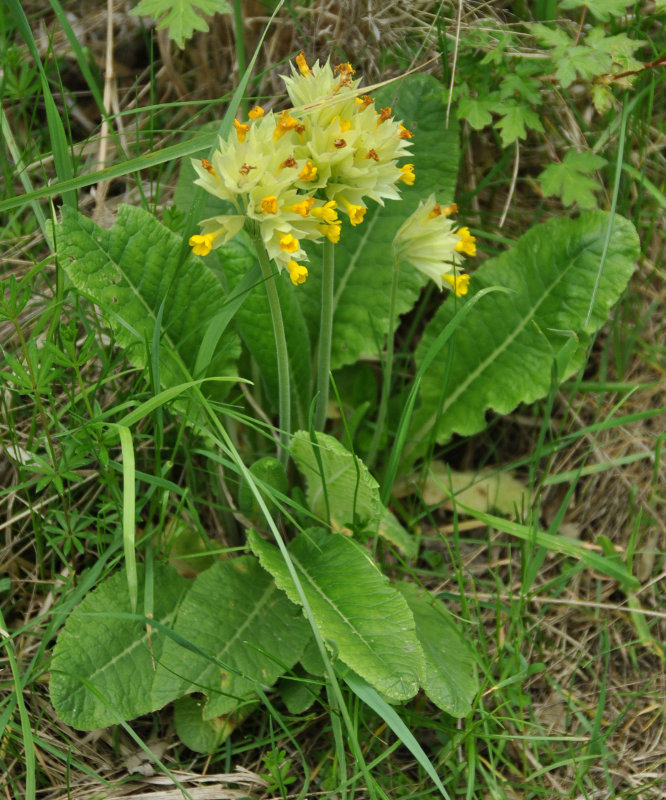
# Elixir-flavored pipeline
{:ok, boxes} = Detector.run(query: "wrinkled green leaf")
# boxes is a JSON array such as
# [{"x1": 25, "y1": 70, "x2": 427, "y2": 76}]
[
  {"x1": 408, "y1": 212, "x2": 638, "y2": 450},
  {"x1": 152, "y1": 556, "x2": 309, "y2": 718},
  {"x1": 540, "y1": 150, "x2": 607, "y2": 208},
  {"x1": 173, "y1": 695, "x2": 252, "y2": 753},
  {"x1": 397, "y1": 582, "x2": 477, "y2": 717},
  {"x1": 131, "y1": 0, "x2": 231, "y2": 48},
  {"x1": 50, "y1": 564, "x2": 188, "y2": 729},
  {"x1": 296, "y1": 73, "x2": 460, "y2": 369},
  {"x1": 291, "y1": 431, "x2": 382, "y2": 531},
  {"x1": 249, "y1": 528, "x2": 424, "y2": 701},
  {"x1": 56, "y1": 205, "x2": 240, "y2": 403},
  {"x1": 291, "y1": 431, "x2": 415, "y2": 555}
]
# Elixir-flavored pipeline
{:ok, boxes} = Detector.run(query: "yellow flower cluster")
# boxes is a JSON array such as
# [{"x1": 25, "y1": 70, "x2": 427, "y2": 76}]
[
  {"x1": 393, "y1": 196, "x2": 476, "y2": 295},
  {"x1": 189, "y1": 52, "x2": 415, "y2": 285}
]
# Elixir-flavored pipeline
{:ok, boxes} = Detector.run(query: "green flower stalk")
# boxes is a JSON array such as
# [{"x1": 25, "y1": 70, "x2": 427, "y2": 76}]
[{"x1": 188, "y1": 50, "x2": 417, "y2": 442}]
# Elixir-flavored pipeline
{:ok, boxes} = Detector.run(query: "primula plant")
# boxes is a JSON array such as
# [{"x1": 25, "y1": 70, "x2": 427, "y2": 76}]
[{"x1": 49, "y1": 48, "x2": 639, "y2": 771}]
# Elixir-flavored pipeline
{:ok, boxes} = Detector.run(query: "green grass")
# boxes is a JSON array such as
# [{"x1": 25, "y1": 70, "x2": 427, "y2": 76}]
[{"x1": 1, "y1": 1, "x2": 665, "y2": 799}]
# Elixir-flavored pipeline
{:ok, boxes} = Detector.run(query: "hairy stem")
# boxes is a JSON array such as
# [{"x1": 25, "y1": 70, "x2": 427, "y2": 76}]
[
  {"x1": 314, "y1": 238, "x2": 335, "y2": 431},
  {"x1": 253, "y1": 235, "x2": 291, "y2": 464}
]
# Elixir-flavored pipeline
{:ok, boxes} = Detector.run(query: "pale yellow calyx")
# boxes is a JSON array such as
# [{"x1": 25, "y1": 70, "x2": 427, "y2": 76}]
[
  {"x1": 189, "y1": 233, "x2": 215, "y2": 256},
  {"x1": 233, "y1": 118, "x2": 250, "y2": 142},
  {"x1": 455, "y1": 227, "x2": 477, "y2": 257},
  {"x1": 443, "y1": 273, "x2": 470, "y2": 297},
  {"x1": 280, "y1": 233, "x2": 299, "y2": 253},
  {"x1": 299, "y1": 161, "x2": 318, "y2": 181},
  {"x1": 399, "y1": 163, "x2": 415, "y2": 186},
  {"x1": 311, "y1": 200, "x2": 338, "y2": 224},
  {"x1": 260, "y1": 195, "x2": 278, "y2": 214},
  {"x1": 295, "y1": 51, "x2": 310, "y2": 76},
  {"x1": 288, "y1": 260, "x2": 308, "y2": 285},
  {"x1": 288, "y1": 198, "x2": 315, "y2": 216},
  {"x1": 248, "y1": 105, "x2": 264, "y2": 120}
]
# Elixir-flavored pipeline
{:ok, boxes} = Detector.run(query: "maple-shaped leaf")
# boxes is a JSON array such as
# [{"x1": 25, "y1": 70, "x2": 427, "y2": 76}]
[
  {"x1": 539, "y1": 150, "x2": 607, "y2": 208},
  {"x1": 530, "y1": 22, "x2": 572, "y2": 49},
  {"x1": 131, "y1": 0, "x2": 231, "y2": 48},
  {"x1": 456, "y1": 93, "x2": 502, "y2": 130},
  {"x1": 560, "y1": 0, "x2": 635, "y2": 21},
  {"x1": 495, "y1": 103, "x2": 544, "y2": 147},
  {"x1": 592, "y1": 83, "x2": 615, "y2": 114},
  {"x1": 499, "y1": 69, "x2": 543, "y2": 105},
  {"x1": 556, "y1": 45, "x2": 612, "y2": 87}
]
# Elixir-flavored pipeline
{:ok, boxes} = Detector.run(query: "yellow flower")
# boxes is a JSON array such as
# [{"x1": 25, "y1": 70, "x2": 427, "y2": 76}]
[
  {"x1": 334, "y1": 116, "x2": 351, "y2": 133},
  {"x1": 311, "y1": 200, "x2": 338, "y2": 224},
  {"x1": 200, "y1": 158, "x2": 217, "y2": 176},
  {"x1": 189, "y1": 233, "x2": 215, "y2": 256},
  {"x1": 317, "y1": 223, "x2": 341, "y2": 243},
  {"x1": 260, "y1": 195, "x2": 278, "y2": 214},
  {"x1": 398, "y1": 163, "x2": 415, "y2": 186},
  {"x1": 299, "y1": 161, "x2": 318, "y2": 181},
  {"x1": 455, "y1": 227, "x2": 477, "y2": 257},
  {"x1": 398, "y1": 124, "x2": 414, "y2": 140},
  {"x1": 280, "y1": 233, "x2": 299, "y2": 253},
  {"x1": 288, "y1": 198, "x2": 315, "y2": 216},
  {"x1": 443, "y1": 273, "x2": 470, "y2": 297},
  {"x1": 393, "y1": 194, "x2": 472, "y2": 291},
  {"x1": 295, "y1": 51, "x2": 311, "y2": 77},
  {"x1": 274, "y1": 110, "x2": 300, "y2": 140},
  {"x1": 233, "y1": 118, "x2": 250, "y2": 142},
  {"x1": 248, "y1": 105, "x2": 264, "y2": 120},
  {"x1": 343, "y1": 201, "x2": 366, "y2": 226},
  {"x1": 287, "y1": 260, "x2": 308, "y2": 285}
]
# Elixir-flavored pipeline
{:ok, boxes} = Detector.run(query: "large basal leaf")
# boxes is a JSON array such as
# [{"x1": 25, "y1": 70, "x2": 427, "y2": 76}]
[
  {"x1": 222, "y1": 233, "x2": 313, "y2": 428},
  {"x1": 249, "y1": 528, "x2": 424, "y2": 702},
  {"x1": 56, "y1": 205, "x2": 240, "y2": 400},
  {"x1": 397, "y1": 582, "x2": 477, "y2": 717},
  {"x1": 151, "y1": 556, "x2": 309, "y2": 719},
  {"x1": 291, "y1": 431, "x2": 382, "y2": 531},
  {"x1": 291, "y1": 430, "x2": 416, "y2": 556},
  {"x1": 409, "y1": 211, "x2": 639, "y2": 448},
  {"x1": 296, "y1": 73, "x2": 460, "y2": 369},
  {"x1": 49, "y1": 564, "x2": 189, "y2": 730}
]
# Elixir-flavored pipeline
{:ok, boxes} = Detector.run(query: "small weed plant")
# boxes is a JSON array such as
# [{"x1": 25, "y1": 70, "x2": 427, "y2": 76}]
[
  {"x1": 46, "y1": 51, "x2": 637, "y2": 757},
  {"x1": 2, "y1": 1, "x2": 662, "y2": 797}
]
